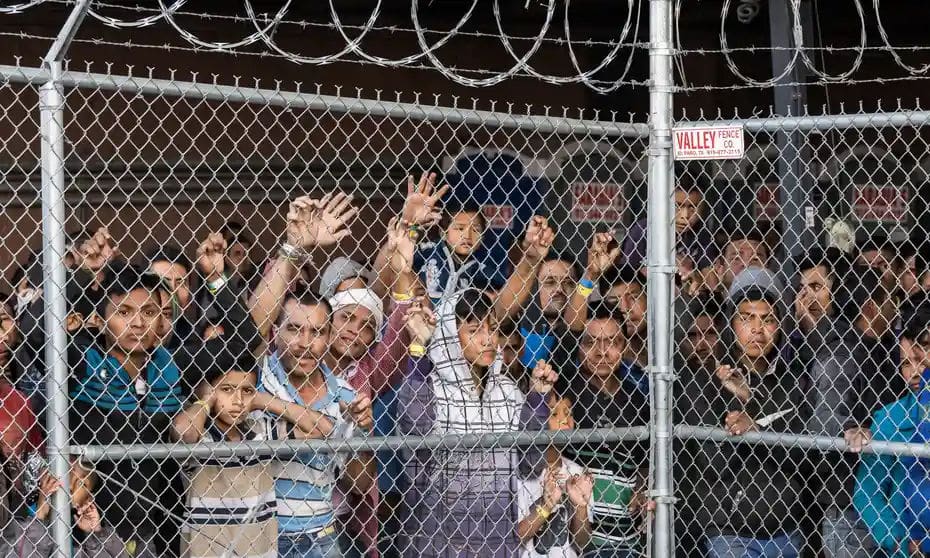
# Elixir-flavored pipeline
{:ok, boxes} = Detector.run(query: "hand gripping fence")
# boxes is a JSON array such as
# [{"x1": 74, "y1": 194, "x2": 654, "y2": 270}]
[{"x1": 2, "y1": 1, "x2": 930, "y2": 558}]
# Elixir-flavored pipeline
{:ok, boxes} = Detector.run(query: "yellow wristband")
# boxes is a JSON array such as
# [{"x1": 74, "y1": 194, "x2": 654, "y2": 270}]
[
  {"x1": 576, "y1": 284, "x2": 594, "y2": 298},
  {"x1": 193, "y1": 399, "x2": 211, "y2": 412},
  {"x1": 393, "y1": 292, "x2": 413, "y2": 302},
  {"x1": 409, "y1": 343, "x2": 426, "y2": 357},
  {"x1": 535, "y1": 505, "x2": 551, "y2": 520}
]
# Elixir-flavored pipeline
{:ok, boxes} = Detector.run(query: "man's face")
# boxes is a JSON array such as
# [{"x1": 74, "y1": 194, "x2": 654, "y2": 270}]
[
  {"x1": 499, "y1": 330, "x2": 524, "y2": 375},
  {"x1": 684, "y1": 314, "x2": 718, "y2": 367},
  {"x1": 104, "y1": 288, "x2": 160, "y2": 355},
  {"x1": 446, "y1": 211, "x2": 483, "y2": 258},
  {"x1": 605, "y1": 282, "x2": 647, "y2": 337},
  {"x1": 900, "y1": 255, "x2": 921, "y2": 297},
  {"x1": 149, "y1": 261, "x2": 191, "y2": 309},
  {"x1": 211, "y1": 370, "x2": 257, "y2": 429},
  {"x1": 858, "y1": 249, "x2": 891, "y2": 274},
  {"x1": 900, "y1": 333, "x2": 930, "y2": 392},
  {"x1": 719, "y1": 239, "x2": 767, "y2": 288},
  {"x1": 732, "y1": 299, "x2": 779, "y2": 360},
  {"x1": 274, "y1": 300, "x2": 330, "y2": 378},
  {"x1": 331, "y1": 304, "x2": 377, "y2": 361},
  {"x1": 0, "y1": 305, "x2": 17, "y2": 366},
  {"x1": 226, "y1": 241, "x2": 250, "y2": 275},
  {"x1": 458, "y1": 316, "x2": 499, "y2": 368},
  {"x1": 796, "y1": 265, "x2": 833, "y2": 333},
  {"x1": 537, "y1": 260, "x2": 575, "y2": 319},
  {"x1": 579, "y1": 318, "x2": 625, "y2": 379},
  {"x1": 674, "y1": 189, "x2": 702, "y2": 234},
  {"x1": 862, "y1": 293, "x2": 897, "y2": 340}
]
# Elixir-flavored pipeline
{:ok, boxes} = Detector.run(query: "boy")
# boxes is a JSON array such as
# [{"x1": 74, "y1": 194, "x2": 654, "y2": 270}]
[
  {"x1": 0, "y1": 460, "x2": 139, "y2": 558},
  {"x1": 172, "y1": 338, "x2": 335, "y2": 558}
]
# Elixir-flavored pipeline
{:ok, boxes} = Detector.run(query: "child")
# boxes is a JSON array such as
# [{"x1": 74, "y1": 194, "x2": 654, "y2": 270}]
[
  {"x1": 516, "y1": 397, "x2": 593, "y2": 558},
  {"x1": 0, "y1": 460, "x2": 140, "y2": 558},
  {"x1": 415, "y1": 200, "x2": 494, "y2": 305},
  {"x1": 171, "y1": 339, "x2": 333, "y2": 558}
]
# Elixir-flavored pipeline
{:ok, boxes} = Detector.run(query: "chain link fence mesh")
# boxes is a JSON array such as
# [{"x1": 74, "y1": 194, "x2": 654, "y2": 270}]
[{"x1": 2, "y1": 2, "x2": 930, "y2": 558}]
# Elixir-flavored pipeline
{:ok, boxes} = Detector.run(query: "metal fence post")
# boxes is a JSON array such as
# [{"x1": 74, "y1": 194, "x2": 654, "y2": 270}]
[
  {"x1": 40, "y1": 2, "x2": 90, "y2": 555},
  {"x1": 39, "y1": 60, "x2": 72, "y2": 558},
  {"x1": 648, "y1": 0, "x2": 676, "y2": 556}
]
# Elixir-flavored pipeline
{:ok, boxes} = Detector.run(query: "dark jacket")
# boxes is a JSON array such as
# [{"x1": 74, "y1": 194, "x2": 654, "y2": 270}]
[{"x1": 692, "y1": 359, "x2": 812, "y2": 539}]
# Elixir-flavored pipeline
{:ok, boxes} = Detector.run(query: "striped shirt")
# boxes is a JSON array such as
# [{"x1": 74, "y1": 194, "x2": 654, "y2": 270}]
[
  {"x1": 259, "y1": 353, "x2": 355, "y2": 535},
  {"x1": 181, "y1": 417, "x2": 280, "y2": 558}
]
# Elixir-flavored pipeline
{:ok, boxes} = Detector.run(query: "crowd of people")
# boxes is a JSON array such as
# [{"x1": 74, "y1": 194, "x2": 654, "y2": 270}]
[{"x1": 0, "y1": 170, "x2": 927, "y2": 558}]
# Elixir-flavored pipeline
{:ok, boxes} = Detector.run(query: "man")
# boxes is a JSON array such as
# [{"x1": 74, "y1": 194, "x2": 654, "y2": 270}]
[
  {"x1": 856, "y1": 234, "x2": 894, "y2": 276},
  {"x1": 804, "y1": 266, "x2": 898, "y2": 557},
  {"x1": 257, "y1": 288, "x2": 370, "y2": 557},
  {"x1": 554, "y1": 302, "x2": 650, "y2": 557},
  {"x1": 319, "y1": 257, "x2": 376, "y2": 300},
  {"x1": 519, "y1": 251, "x2": 582, "y2": 366},
  {"x1": 795, "y1": 247, "x2": 846, "y2": 336},
  {"x1": 140, "y1": 244, "x2": 195, "y2": 346},
  {"x1": 686, "y1": 229, "x2": 770, "y2": 297},
  {"x1": 220, "y1": 220, "x2": 259, "y2": 293}
]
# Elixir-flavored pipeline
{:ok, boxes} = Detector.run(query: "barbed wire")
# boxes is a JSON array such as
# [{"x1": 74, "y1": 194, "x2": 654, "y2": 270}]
[{"x1": 3, "y1": 0, "x2": 930, "y2": 90}]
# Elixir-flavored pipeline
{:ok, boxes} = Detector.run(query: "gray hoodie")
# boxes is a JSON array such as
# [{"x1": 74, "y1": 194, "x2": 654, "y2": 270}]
[{"x1": 0, "y1": 516, "x2": 156, "y2": 558}]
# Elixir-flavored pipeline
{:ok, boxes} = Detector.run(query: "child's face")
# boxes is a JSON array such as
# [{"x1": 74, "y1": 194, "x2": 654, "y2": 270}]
[
  {"x1": 446, "y1": 211, "x2": 483, "y2": 258},
  {"x1": 900, "y1": 335, "x2": 930, "y2": 392},
  {"x1": 70, "y1": 463, "x2": 95, "y2": 508},
  {"x1": 458, "y1": 317, "x2": 499, "y2": 368},
  {"x1": 212, "y1": 370, "x2": 257, "y2": 428},
  {"x1": 674, "y1": 189, "x2": 702, "y2": 234}
]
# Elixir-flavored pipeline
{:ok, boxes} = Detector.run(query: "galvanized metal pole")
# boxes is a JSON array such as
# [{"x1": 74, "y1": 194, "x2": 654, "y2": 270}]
[
  {"x1": 647, "y1": 0, "x2": 676, "y2": 555},
  {"x1": 41, "y1": 2, "x2": 90, "y2": 555},
  {"x1": 39, "y1": 59, "x2": 72, "y2": 558}
]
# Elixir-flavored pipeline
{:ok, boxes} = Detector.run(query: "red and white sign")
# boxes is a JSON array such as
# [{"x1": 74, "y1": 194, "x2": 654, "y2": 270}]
[
  {"x1": 673, "y1": 125, "x2": 745, "y2": 160},
  {"x1": 482, "y1": 204, "x2": 514, "y2": 229},
  {"x1": 851, "y1": 184, "x2": 909, "y2": 223},
  {"x1": 754, "y1": 181, "x2": 781, "y2": 221},
  {"x1": 571, "y1": 181, "x2": 625, "y2": 223}
]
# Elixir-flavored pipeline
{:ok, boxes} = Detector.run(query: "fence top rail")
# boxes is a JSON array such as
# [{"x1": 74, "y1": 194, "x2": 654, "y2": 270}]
[
  {"x1": 674, "y1": 109, "x2": 930, "y2": 133},
  {"x1": 0, "y1": 63, "x2": 648, "y2": 138}
]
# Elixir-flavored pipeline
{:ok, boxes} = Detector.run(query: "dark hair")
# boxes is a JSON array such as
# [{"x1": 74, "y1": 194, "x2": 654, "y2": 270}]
[
  {"x1": 902, "y1": 292, "x2": 930, "y2": 341},
  {"x1": 454, "y1": 289, "x2": 495, "y2": 325},
  {"x1": 140, "y1": 244, "x2": 191, "y2": 274},
  {"x1": 541, "y1": 251, "x2": 582, "y2": 281},
  {"x1": 588, "y1": 299, "x2": 626, "y2": 326},
  {"x1": 838, "y1": 265, "x2": 891, "y2": 323},
  {"x1": 98, "y1": 262, "x2": 161, "y2": 316},
  {"x1": 687, "y1": 295, "x2": 723, "y2": 324},
  {"x1": 443, "y1": 200, "x2": 487, "y2": 231},
  {"x1": 721, "y1": 228, "x2": 769, "y2": 259},
  {"x1": 67, "y1": 272, "x2": 100, "y2": 320},
  {"x1": 221, "y1": 221, "x2": 254, "y2": 246},
  {"x1": 598, "y1": 263, "x2": 643, "y2": 295},
  {"x1": 915, "y1": 242, "x2": 930, "y2": 281},
  {"x1": 277, "y1": 287, "x2": 332, "y2": 326},
  {"x1": 192, "y1": 338, "x2": 258, "y2": 386}
]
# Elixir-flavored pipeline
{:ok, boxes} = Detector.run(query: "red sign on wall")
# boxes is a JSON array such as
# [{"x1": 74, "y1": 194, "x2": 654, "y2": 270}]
[
  {"x1": 571, "y1": 181, "x2": 625, "y2": 223},
  {"x1": 851, "y1": 184, "x2": 909, "y2": 223},
  {"x1": 482, "y1": 204, "x2": 515, "y2": 229}
]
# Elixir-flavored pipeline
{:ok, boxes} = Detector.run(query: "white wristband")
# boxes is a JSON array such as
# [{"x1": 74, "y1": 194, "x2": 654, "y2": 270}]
[{"x1": 207, "y1": 276, "x2": 227, "y2": 293}]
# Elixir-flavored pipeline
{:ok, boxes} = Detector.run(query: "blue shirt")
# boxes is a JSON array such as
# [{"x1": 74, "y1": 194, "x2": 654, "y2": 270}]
[{"x1": 71, "y1": 345, "x2": 182, "y2": 414}]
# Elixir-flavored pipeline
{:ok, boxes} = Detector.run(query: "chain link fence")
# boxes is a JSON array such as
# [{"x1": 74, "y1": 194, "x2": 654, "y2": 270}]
[{"x1": 2, "y1": 1, "x2": 930, "y2": 558}]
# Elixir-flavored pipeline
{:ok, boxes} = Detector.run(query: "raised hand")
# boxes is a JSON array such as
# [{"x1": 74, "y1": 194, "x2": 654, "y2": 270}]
[
  {"x1": 522, "y1": 216, "x2": 555, "y2": 264},
  {"x1": 385, "y1": 217, "x2": 417, "y2": 275},
  {"x1": 78, "y1": 227, "x2": 118, "y2": 271},
  {"x1": 715, "y1": 364, "x2": 750, "y2": 403},
  {"x1": 542, "y1": 466, "x2": 564, "y2": 510},
  {"x1": 530, "y1": 360, "x2": 558, "y2": 394},
  {"x1": 34, "y1": 470, "x2": 62, "y2": 521},
  {"x1": 586, "y1": 232, "x2": 621, "y2": 280},
  {"x1": 286, "y1": 193, "x2": 358, "y2": 250},
  {"x1": 566, "y1": 473, "x2": 594, "y2": 508},
  {"x1": 403, "y1": 299, "x2": 437, "y2": 346},
  {"x1": 342, "y1": 395, "x2": 373, "y2": 431},
  {"x1": 402, "y1": 172, "x2": 449, "y2": 227},
  {"x1": 196, "y1": 232, "x2": 227, "y2": 283},
  {"x1": 75, "y1": 502, "x2": 102, "y2": 534}
]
